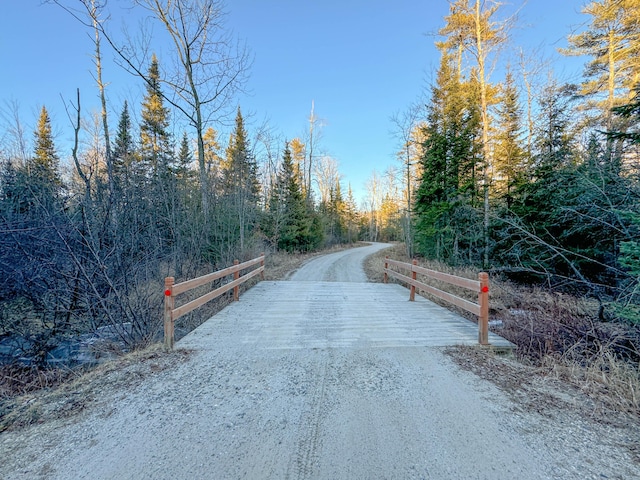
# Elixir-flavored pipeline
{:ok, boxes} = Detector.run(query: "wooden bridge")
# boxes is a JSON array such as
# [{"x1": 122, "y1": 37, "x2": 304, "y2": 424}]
[
  {"x1": 166, "y1": 245, "x2": 514, "y2": 351},
  {"x1": 178, "y1": 280, "x2": 514, "y2": 351}
]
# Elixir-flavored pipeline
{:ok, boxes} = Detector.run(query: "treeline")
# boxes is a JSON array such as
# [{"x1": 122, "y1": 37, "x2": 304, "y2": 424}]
[
  {"x1": 0, "y1": 2, "x2": 366, "y2": 361},
  {"x1": 0, "y1": 60, "x2": 363, "y2": 360},
  {"x1": 394, "y1": 0, "x2": 640, "y2": 324}
]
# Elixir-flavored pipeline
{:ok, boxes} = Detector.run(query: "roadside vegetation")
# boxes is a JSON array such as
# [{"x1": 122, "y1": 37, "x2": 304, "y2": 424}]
[
  {"x1": 366, "y1": 244, "x2": 640, "y2": 420},
  {"x1": 0, "y1": 244, "x2": 364, "y2": 432},
  {"x1": 2, "y1": 0, "x2": 640, "y2": 433}
]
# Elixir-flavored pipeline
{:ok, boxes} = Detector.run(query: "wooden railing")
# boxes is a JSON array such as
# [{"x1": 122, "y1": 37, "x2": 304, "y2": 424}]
[
  {"x1": 163, "y1": 254, "x2": 265, "y2": 349},
  {"x1": 383, "y1": 257, "x2": 490, "y2": 345}
]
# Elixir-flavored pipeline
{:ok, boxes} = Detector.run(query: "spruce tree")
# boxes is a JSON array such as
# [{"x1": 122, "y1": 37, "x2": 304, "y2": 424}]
[
  {"x1": 140, "y1": 54, "x2": 172, "y2": 175},
  {"x1": 112, "y1": 101, "x2": 135, "y2": 183},
  {"x1": 32, "y1": 106, "x2": 60, "y2": 188},
  {"x1": 176, "y1": 131, "x2": 193, "y2": 180},
  {"x1": 26, "y1": 106, "x2": 62, "y2": 212},
  {"x1": 276, "y1": 141, "x2": 310, "y2": 252},
  {"x1": 221, "y1": 107, "x2": 260, "y2": 252},
  {"x1": 493, "y1": 70, "x2": 526, "y2": 209},
  {"x1": 414, "y1": 52, "x2": 482, "y2": 263}
]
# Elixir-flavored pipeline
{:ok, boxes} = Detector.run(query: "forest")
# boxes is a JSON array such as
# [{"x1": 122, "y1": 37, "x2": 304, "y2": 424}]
[{"x1": 0, "y1": 0, "x2": 639, "y2": 366}]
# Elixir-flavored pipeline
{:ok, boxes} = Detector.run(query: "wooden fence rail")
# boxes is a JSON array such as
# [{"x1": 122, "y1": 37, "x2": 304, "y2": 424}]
[
  {"x1": 383, "y1": 257, "x2": 490, "y2": 345},
  {"x1": 163, "y1": 254, "x2": 265, "y2": 349}
]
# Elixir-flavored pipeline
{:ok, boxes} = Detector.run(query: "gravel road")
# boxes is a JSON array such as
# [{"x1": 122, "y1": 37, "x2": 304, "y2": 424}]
[
  {"x1": 1, "y1": 242, "x2": 638, "y2": 479},
  {"x1": 288, "y1": 243, "x2": 390, "y2": 282}
]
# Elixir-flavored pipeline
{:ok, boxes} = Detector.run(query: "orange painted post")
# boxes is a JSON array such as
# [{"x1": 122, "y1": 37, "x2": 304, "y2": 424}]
[
  {"x1": 233, "y1": 259, "x2": 240, "y2": 301},
  {"x1": 478, "y1": 272, "x2": 489, "y2": 345},
  {"x1": 260, "y1": 252, "x2": 265, "y2": 280},
  {"x1": 384, "y1": 256, "x2": 388, "y2": 284},
  {"x1": 409, "y1": 259, "x2": 417, "y2": 301},
  {"x1": 164, "y1": 277, "x2": 175, "y2": 350}
]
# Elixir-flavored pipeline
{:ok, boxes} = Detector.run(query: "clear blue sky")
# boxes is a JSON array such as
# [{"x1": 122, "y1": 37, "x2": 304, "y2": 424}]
[{"x1": 0, "y1": 1, "x2": 586, "y2": 204}]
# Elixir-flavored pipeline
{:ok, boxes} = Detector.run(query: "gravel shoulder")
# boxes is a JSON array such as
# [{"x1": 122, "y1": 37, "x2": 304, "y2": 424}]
[{"x1": 1, "y1": 243, "x2": 639, "y2": 479}]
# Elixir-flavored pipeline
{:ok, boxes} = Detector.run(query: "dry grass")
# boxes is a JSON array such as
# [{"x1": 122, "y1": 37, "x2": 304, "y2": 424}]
[{"x1": 0, "y1": 345, "x2": 192, "y2": 432}]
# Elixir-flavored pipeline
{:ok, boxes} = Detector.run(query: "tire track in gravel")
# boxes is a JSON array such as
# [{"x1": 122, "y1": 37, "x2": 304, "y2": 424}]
[{"x1": 288, "y1": 355, "x2": 330, "y2": 480}]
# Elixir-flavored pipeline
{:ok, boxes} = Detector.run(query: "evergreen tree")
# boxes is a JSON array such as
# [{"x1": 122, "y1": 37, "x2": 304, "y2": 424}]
[
  {"x1": 136, "y1": 54, "x2": 177, "y2": 252},
  {"x1": 112, "y1": 101, "x2": 135, "y2": 184},
  {"x1": 140, "y1": 54, "x2": 172, "y2": 175},
  {"x1": 275, "y1": 141, "x2": 311, "y2": 252},
  {"x1": 499, "y1": 81, "x2": 583, "y2": 278},
  {"x1": 343, "y1": 184, "x2": 360, "y2": 243},
  {"x1": 493, "y1": 70, "x2": 526, "y2": 209},
  {"x1": 202, "y1": 126, "x2": 222, "y2": 202},
  {"x1": 176, "y1": 131, "x2": 194, "y2": 181},
  {"x1": 609, "y1": 83, "x2": 640, "y2": 144},
  {"x1": 414, "y1": 52, "x2": 483, "y2": 263},
  {"x1": 31, "y1": 106, "x2": 61, "y2": 193},
  {"x1": 220, "y1": 106, "x2": 260, "y2": 252},
  {"x1": 561, "y1": 0, "x2": 640, "y2": 130}
]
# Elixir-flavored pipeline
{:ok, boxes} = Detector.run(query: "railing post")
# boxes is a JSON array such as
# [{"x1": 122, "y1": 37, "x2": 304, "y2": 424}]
[
  {"x1": 409, "y1": 259, "x2": 417, "y2": 301},
  {"x1": 164, "y1": 277, "x2": 175, "y2": 350},
  {"x1": 233, "y1": 259, "x2": 240, "y2": 301},
  {"x1": 478, "y1": 272, "x2": 489, "y2": 345},
  {"x1": 260, "y1": 252, "x2": 265, "y2": 280},
  {"x1": 384, "y1": 256, "x2": 388, "y2": 284}
]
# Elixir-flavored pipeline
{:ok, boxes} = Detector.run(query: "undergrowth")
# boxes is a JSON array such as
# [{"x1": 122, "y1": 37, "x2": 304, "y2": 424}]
[{"x1": 0, "y1": 243, "x2": 361, "y2": 419}]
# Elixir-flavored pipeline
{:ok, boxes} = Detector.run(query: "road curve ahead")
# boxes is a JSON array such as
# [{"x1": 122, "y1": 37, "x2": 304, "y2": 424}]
[{"x1": 289, "y1": 242, "x2": 392, "y2": 282}]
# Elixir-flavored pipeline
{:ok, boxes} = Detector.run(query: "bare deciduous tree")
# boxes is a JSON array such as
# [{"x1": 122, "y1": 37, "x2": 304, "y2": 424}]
[{"x1": 129, "y1": 0, "x2": 251, "y2": 214}]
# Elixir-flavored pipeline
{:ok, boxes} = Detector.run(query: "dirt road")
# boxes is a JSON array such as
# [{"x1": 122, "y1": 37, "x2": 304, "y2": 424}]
[
  {"x1": 1, "y1": 243, "x2": 638, "y2": 479},
  {"x1": 287, "y1": 242, "x2": 390, "y2": 282}
]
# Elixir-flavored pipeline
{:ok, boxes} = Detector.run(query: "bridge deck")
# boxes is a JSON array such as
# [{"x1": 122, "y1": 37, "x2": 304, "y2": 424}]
[{"x1": 178, "y1": 281, "x2": 514, "y2": 350}]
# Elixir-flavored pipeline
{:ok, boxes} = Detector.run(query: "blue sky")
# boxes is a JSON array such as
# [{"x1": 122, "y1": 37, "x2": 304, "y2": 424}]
[{"x1": 0, "y1": 1, "x2": 586, "y2": 204}]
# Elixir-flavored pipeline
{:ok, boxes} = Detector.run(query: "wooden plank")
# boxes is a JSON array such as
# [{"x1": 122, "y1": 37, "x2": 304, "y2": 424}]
[
  {"x1": 236, "y1": 256, "x2": 264, "y2": 271},
  {"x1": 387, "y1": 269, "x2": 480, "y2": 316},
  {"x1": 173, "y1": 255, "x2": 264, "y2": 295},
  {"x1": 385, "y1": 268, "x2": 412, "y2": 284},
  {"x1": 413, "y1": 280, "x2": 481, "y2": 316},
  {"x1": 385, "y1": 258, "x2": 480, "y2": 291},
  {"x1": 385, "y1": 258, "x2": 409, "y2": 269},
  {"x1": 173, "y1": 264, "x2": 240, "y2": 295},
  {"x1": 172, "y1": 266, "x2": 264, "y2": 320},
  {"x1": 412, "y1": 265, "x2": 480, "y2": 291}
]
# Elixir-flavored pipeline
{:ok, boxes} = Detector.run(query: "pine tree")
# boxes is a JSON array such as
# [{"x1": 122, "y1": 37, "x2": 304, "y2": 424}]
[
  {"x1": 609, "y1": 83, "x2": 640, "y2": 144},
  {"x1": 414, "y1": 52, "x2": 483, "y2": 263},
  {"x1": 561, "y1": 0, "x2": 640, "y2": 130},
  {"x1": 112, "y1": 101, "x2": 135, "y2": 184},
  {"x1": 140, "y1": 54, "x2": 172, "y2": 175},
  {"x1": 493, "y1": 70, "x2": 526, "y2": 209},
  {"x1": 344, "y1": 184, "x2": 360, "y2": 243},
  {"x1": 274, "y1": 141, "x2": 310, "y2": 252},
  {"x1": 220, "y1": 107, "x2": 260, "y2": 252},
  {"x1": 289, "y1": 137, "x2": 306, "y2": 195},
  {"x1": 176, "y1": 131, "x2": 193, "y2": 181},
  {"x1": 202, "y1": 126, "x2": 222, "y2": 201},
  {"x1": 439, "y1": 0, "x2": 508, "y2": 268},
  {"x1": 32, "y1": 106, "x2": 60, "y2": 188},
  {"x1": 25, "y1": 106, "x2": 62, "y2": 212},
  {"x1": 137, "y1": 54, "x2": 178, "y2": 252}
]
